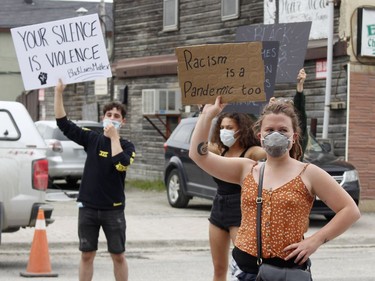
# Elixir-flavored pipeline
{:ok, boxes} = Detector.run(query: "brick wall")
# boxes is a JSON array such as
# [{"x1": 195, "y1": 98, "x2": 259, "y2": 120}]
[{"x1": 348, "y1": 72, "x2": 375, "y2": 199}]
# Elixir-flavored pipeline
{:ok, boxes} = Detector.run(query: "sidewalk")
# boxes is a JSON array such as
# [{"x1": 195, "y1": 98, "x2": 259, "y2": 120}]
[
  {"x1": 2, "y1": 187, "x2": 374, "y2": 252},
  {"x1": 1, "y1": 187, "x2": 212, "y2": 251}
]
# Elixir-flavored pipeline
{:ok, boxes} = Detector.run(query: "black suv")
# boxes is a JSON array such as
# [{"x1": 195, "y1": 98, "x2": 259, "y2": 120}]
[{"x1": 163, "y1": 117, "x2": 360, "y2": 220}]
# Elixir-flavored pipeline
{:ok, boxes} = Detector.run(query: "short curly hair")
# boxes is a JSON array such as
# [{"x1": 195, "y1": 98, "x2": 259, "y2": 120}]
[
  {"x1": 102, "y1": 102, "x2": 126, "y2": 118},
  {"x1": 210, "y1": 112, "x2": 260, "y2": 151}
]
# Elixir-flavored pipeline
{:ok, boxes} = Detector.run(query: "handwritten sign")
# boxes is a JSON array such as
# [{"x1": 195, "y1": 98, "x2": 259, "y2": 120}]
[
  {"x1": 264, "y1": 0, "x2": 328, "y2": 39},
  {"x1": 175, "y1": 42, "x2": 265, "y2": 105},
  {"x1": 11, "y1": 14, "x2": 112, "y2": 91},
  {"x1": 224, "y1": 41, "x2": 279, "y2": 115},
  {"x1": 236, "y1": 22, "x2": 311, "y2": 83}
]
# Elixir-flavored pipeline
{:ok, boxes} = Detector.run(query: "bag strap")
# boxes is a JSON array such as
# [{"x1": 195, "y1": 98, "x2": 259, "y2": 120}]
[{"x1": 256, "y1": 162, "x2": 265, "y2": 266}]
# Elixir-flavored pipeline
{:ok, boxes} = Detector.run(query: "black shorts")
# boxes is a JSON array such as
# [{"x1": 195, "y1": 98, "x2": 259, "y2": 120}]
[
  {"x1": 78, "y1": 207, "x2": 126, "y2": 254},
  {"x1": 208, "y1": 193, "x2": 241, "y2": 232}
]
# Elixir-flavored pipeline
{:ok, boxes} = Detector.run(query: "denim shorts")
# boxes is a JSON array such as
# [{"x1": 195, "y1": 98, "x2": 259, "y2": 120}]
[
  {"x1": 78, "y1": 207, "x2": 126, "y2": 254},
  {"x1": 208, "y1": 193, "x2": 241, "y2": 232}
]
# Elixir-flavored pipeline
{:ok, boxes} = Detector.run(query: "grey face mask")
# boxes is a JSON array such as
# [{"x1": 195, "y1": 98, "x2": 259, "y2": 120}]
[{"x1": 262, "y1": 131, "x2": 291, "y2": 158}]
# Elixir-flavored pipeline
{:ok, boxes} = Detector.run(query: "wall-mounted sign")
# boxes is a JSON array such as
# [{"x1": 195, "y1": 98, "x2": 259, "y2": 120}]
[
  {"x1": 175, "y1": 42, "x2": 265, "y2": 105},
  {"x1": 316, "y1": 59, "x2": 327, "y2": 79},
  {"x1": 264, "y1": 0, "x2": 328, "y2": 40},
  {"x1": 11, "y1": 14, "x2": 112, "y2": 91},
  {"x1": 357, "y1": 7, "x2": 375, "y2": 58},
  {"x1": 95, "y1": 78, "x2": 108, "y2": 95}
]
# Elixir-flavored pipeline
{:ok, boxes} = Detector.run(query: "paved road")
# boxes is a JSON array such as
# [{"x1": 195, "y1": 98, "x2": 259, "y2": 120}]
[{"x1": 1, "y1": 187, "x2": 374, "y2": 280}]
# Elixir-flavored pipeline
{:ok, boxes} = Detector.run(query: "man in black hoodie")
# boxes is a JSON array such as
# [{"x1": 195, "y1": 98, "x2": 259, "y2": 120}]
[{"x1": 54, "y1": 79, "x2": 135, "y2": 281}]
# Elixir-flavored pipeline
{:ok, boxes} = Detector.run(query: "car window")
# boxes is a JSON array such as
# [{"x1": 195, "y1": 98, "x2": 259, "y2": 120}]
[
  {"x1": 0, "y1": 110, "x2": 20, "y2": 140},
  {"x1": 171, "y1": 123, "x2": 194, "y2": 144},
  {"x1": 52, "y1": 128, "x2": 69, "y2": 141},
  {"x1": 305, "y1": 133, "x2": 323, "y2": 153}
]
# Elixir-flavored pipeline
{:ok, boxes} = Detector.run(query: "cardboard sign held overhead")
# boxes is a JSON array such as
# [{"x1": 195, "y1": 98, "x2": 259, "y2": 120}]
[
  {"x1": 11, "y1": 14, "x2": 112, "y2": 91},
  {"x1": 175, "y1": 42, "x2": 265, "y2": 105},
  {"x1": 224, "y1": 41, "x2": 279, "y2": 115}
]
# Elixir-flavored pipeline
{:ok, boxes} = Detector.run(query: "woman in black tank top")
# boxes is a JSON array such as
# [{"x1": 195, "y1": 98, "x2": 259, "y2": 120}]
[{"x1": 207, "y1": 112, "x2": 266, "y2": 281}]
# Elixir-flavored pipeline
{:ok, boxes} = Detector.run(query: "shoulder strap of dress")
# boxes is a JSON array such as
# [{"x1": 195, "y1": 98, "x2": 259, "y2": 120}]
[
  {"x1": 251, "y1": 162, "x2": 258, "y2": 173},
  {"x1": 239, "y1": 147, "x2": 249, "y2": 158},
  {"x1": 298, "y1": 163, "x2": 310, "y2": 176}
]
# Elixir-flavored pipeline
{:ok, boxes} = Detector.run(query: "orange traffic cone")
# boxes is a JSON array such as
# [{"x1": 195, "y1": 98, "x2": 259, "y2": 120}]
[{"x1": 20, "y1": 208, "x2": 58, "y2": 277}]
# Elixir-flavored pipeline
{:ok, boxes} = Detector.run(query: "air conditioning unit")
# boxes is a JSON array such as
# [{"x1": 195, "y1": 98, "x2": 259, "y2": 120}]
[{"x1": 142, "y1": 89, "x2": 182, "y2": 115}]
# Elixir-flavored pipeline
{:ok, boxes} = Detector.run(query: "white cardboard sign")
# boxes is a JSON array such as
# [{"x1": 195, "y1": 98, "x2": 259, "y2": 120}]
[{"x1": 11, "y1": 14, "x2": 112, "y2": 91}]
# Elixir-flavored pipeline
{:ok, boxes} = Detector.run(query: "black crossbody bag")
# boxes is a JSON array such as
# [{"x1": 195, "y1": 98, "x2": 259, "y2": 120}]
[{"x1": 255, "y1": 163, "x2": 313, "y2": 281}]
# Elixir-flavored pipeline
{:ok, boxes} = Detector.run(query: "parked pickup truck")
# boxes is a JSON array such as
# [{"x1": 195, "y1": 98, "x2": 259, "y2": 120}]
[{"x1": 0, "y1": 101, "x2": 54, "y2": 245}]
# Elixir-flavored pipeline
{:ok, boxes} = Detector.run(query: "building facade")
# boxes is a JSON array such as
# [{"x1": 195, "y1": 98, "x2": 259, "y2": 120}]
[
  {"x1": 6, "y1": 0, "x2": 374, "y2": 200},
  {"x1": 111, "y1": 0, "x2": 375, "y2": 200},
  {"x1": 110, "y1": 0, "x2": 349, "y2": 177}
]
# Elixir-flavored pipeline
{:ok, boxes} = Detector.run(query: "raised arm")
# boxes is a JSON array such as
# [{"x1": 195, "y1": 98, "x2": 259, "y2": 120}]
[
  {"x1": 294, "y1": 69, "x2": 308, "y2": 157},
  {"x1": 189, "y1": 97, "x2": 255, "y2": 185},
  {"x1": 296, "y1": 68, "x2": 306, "y2": 93},
  {"x1": 54, "y1": 79, "x2": 67, "y2": 119}
]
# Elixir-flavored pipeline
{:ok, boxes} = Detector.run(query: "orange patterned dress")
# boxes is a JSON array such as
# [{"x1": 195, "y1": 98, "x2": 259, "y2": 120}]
[{"x1": 235, "y1": 163, "x2": 314, "y2": 259}]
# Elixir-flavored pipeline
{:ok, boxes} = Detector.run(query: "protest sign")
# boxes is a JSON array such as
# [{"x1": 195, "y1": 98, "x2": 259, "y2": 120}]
[
  {"x1": 224, "y1": 41, "x2": 279, "y2": 115},
  {"x1": 236, "y1": 22, "x2": 311, "y2": 83},
  {"x1": 175, "y1": 42, "x2": 265, "y2": 105},
  {"x1": 11, "y1": 13, "x2": 111, "y2": 91}
]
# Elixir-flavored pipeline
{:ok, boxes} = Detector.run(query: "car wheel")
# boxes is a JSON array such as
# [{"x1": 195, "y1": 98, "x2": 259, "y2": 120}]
[{"x1": 166, "y1": 169, "x2": 190, "y2": 208}]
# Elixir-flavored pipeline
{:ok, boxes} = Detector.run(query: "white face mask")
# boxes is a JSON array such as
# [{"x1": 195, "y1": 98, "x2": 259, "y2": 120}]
[
  {"x1": 103, "y1": 118, "x2": 122, "y2": 129},
  {"x1": 220, "y1": 129, "x2": 239, "y2": 147}
]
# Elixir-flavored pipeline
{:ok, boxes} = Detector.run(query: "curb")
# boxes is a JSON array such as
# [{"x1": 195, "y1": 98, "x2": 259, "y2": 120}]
[{"x1": 0, "y1": 239, "x2": 210, "y2": 253}]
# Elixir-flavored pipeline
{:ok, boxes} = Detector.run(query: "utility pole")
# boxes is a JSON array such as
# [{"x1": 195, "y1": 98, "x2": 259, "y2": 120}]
[
  {"x1": 99, "y1": 0, "x2": 106, "y2": 46},
  {"x1": 322, "y1": 0, "x2": 334, "y2": 139}
]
